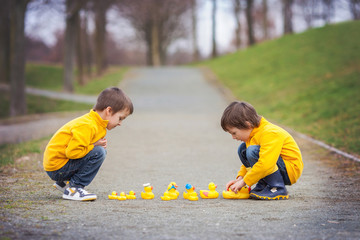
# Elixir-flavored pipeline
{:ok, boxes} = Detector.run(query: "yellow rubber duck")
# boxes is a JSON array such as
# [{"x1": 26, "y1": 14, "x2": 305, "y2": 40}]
[
  {"x1": 163, "y1": 182, "x2": 179, "y2": 200},
  {"x1": 200, "y1": 182, "x2": 219, "y2": 199},
  {"x1": 117, "y1": 192, "x2": 127, "y2": 201},
  {"x1": 161, "y1": 191, "x2": 172, "y2": 201},
  {"x1": 126, "y1": 190, "x2": 136, "y2": 200},
  {"x1": 168, "y1": 182, "x2": 180, "y2": 198},
  {"x1": 183, "y1": 184, "x2": 198, "y2": 201},
  {"x1": 222, "y1": 186, "x2": 250, "y2": 199},
  {"x1": 108, "y1": 191, "x2": 118, "y2": 200},
  {"x1": 141, "y1": 183, "x2": 155, "y2": 200}
]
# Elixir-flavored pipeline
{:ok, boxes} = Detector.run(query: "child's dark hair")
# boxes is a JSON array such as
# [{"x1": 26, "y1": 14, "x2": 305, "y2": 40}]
[
  {"x1": 94, "y1": 87, "x2": 134, "y2": 114},
  {"x1": 221, "y1": 101, "x2": 261, "y2": 131}
]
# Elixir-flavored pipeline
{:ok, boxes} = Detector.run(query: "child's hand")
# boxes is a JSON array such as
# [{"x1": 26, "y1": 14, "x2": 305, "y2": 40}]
[
  {"x1": 94, "y1": 138, "x2": 107, "y2": 149},
  {"x1": 225, "y1": 176, "x2": 243, "y2": 190},
  {"x1": 230, "y1": 179, "x2": 246, "y2": 193}
]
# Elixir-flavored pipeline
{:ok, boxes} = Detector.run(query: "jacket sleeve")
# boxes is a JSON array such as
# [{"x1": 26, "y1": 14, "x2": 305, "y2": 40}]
[
  {"x1": 65, "y1": 125, "x2": 95, "y2": 160},
  {"x1": 243, "y1": 131, "x2": 284, "y2": 186},
  {"x1": 236, "y1": 165, "x2": 248, "y2": 179}
]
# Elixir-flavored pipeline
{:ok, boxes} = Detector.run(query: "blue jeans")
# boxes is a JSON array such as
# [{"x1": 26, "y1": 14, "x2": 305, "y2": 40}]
[
  {"x1": 46, "y1": 146, "x2": 106, "y2": 188},
  {"x1": 238, "y1": 142, "x2": 291, "y2": 185}
]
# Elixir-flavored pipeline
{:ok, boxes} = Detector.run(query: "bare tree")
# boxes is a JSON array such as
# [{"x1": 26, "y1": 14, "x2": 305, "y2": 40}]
[
  {"x1": 63, "y1": 0, "x2": 85, "y2": 92},
  {"x1": 118, "y1": 0, "x2": 191, "y2": 66},
  {"x1": 9, "y1": 0, "x2": 31, "y2": 116},
  {"x1": 93, "y1": 0, "x2": 113, "y2": 75},
  {"x1": 211, "y1": 0, "x2": 218, "y2": 58},
  {"x1": 191, "y1": 0, "x2": 200, "y2": 61},
  {"x1": 0, "y1": 0, "x2": 11, "y2": 84},
  {"x1": 262, "y1": 0, "x2": 269, "y2": 40},
  {"x1": 322, "y1": 0, "x2": 335, "y2": 24},
  {"x1": 283, "y1": 0, "x2": 294, "y2": 34},
  {"x1": 246, "y1": 0, "x2": 255, "y2": 46},
  {"x1": 233, "y1": 0, "x2": 242, "y2": 49},
  {"x1": 81, "y1": 7, "x2": 93, "y2": 80},
  {"x1": 76, "y1": 11, "x2": 85, "y2": 86},
  {"x1": 349, "y1": 0, "x2": 360, "y2": 19}
]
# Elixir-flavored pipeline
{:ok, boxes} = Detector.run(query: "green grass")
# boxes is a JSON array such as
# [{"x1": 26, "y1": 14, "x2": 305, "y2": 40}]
[
  {"x1": 199, "y1": 21, "x2": 360, "y2": 155},
  {"x1": 0, "y1": 93, "x2": 92, "y2": 119},
  {"x1": 0, "y1": 137, "x2": 48, "y2": 168},
  {"x1": 26, "y1": 63, "x2": 128, "y2": 95}
]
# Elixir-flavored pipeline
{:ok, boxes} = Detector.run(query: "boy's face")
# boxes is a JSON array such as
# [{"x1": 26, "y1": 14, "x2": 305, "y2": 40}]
[
  {"x1": 227, "y1": 126, "x2": 252, "y2": 142},
  {"x1": 106, "y1": 108, "x2": 131, "y2": 130}
]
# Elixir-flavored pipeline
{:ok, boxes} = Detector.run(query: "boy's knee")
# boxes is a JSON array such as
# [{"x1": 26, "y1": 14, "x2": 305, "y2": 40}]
[
  {"x1": 246, "y1": 145, "x2": 260, "y2": 162},
  {"x1": 92, "y1": 146, "x2": 107, "y2": 161},
  {"x1": 237, "y1": 142, "x2": 247, "y2": 158}
]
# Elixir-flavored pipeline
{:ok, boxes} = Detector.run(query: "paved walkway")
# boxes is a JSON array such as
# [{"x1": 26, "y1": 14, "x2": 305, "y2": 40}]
[{"x1": 1, "y1": 67, "x2": 359, "y2": 239}]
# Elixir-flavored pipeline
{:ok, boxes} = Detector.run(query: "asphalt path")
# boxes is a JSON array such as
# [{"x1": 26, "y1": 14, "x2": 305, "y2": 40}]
[{"x1": 1, "y1": 67, "x2": 359, "y2": 239}]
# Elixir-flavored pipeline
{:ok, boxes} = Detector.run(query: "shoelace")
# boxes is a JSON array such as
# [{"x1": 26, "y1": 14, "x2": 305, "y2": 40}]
[{"x1": 76, "y1": 188, "x2": 90, "y2": 195}]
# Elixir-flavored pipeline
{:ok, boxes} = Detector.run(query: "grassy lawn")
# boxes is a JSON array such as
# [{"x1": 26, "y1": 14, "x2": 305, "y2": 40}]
[
  {"x1": 26, "y1": 64, "x2": 128, "y2": 95},
  {"x1": 0, "y1": 137, "x2": 48, "y2": 168},
  {"x1": 199, "y1": 21, "x2": 360, "y2": 156},
  {"x1": 0, "y1": 93, "x2": 92, "y2": 119}
]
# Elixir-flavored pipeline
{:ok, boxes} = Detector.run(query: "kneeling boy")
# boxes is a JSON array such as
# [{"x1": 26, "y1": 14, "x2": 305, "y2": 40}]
[
  {"x1": 43, "y1": 87, "x2": 133, "y2": 201},
  {"x1": 222, "y1": 101, "x2": 303, "y2": 200}
]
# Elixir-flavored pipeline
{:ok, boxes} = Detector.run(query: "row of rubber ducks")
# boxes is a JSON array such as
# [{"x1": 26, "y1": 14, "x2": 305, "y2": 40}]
[{"x1": 108, "y1": 182, "x2": 251, "y2": 201}]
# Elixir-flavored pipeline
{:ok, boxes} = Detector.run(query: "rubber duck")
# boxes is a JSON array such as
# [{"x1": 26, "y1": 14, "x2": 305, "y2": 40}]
[
  {"x1": 126, "y1": 190, "x2": 136, "y2": 200},
  {"x1": 161, "y1": 191, "x2": 172, "y2": 201},
  {"x1": 200, "y1": 182, "x2": 219, "y2": 199},
  {"x1": 108, "y1": 191, "x2": 118, "y2": 200},
  {"x1": 222, "y1": 186, "x2": 250, "y2": 199},
  {"x1": 141, "y1": 183, "x2": 155, "y2": 200},
  {"x1": 117, "y1": 192, "x2": 127, "y2": 201},
  {"x1": 163, "y1": 182, "x2": 179, "y2": 200},
  {"x1": 168, "y1": 182, "x2": 180, "y2": 198},
  {"x1": 183, "y1": 184, "x2": 199, "y2": 201}
]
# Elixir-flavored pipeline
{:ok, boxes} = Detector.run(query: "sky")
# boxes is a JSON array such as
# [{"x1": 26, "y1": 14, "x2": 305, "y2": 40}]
[{"x1": 25, "y1": 0, "x2": 353, "y2": 58}]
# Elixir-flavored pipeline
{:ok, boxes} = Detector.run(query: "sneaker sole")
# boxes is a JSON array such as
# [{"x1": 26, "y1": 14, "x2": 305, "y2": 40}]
[
  {"x1": 250, "y1": 193, "x2": 289, "y2": 200},
  {"x1": 62, "y1": 195, "x2": 97, "y2": 201}
]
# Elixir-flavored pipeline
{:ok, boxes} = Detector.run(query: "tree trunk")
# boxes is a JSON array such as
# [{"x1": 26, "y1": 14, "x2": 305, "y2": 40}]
[
  {"x1": 211, "y1": 0, "x2": 217, "y2": 58},
  {"x1": 262, "y1": 0, "x2": 269, "y2": 40},
  {"x1": 63, "y1": 0, "x2": 81, "y2": 92},
  {"x1": 233, "y1": 0, "x2": 241, "y2": 49},
  {"x1": 76, "y1": 14, "x2": 85, "y2": 86},
  {"x1": 283, "y1": 0, "x2": 294, "y2": 34},
  {"x1": 350, "y1": 0, "x2": 360, "y2": 20},
  {"x1": 9, "y1": 0, "x2": 29, "y2": 116},
  {"x1": 94, "y1": 1, "x2": 107, "y2": 75},
  {"x1": 151, "y1": 18, "x2": 161, "y2": 66},
  {"x1": 246, "y1": 0, "x2": 255, "y2": 46},
  {"x1": 83, "y1": 10, "x2": 92, "y2": 78},
  {"x1": 191, "y1": 0, "x2": 200, "y2": 61},
  {"x1": 0, "y1": 0, "x2": 11, "y2": 84}
]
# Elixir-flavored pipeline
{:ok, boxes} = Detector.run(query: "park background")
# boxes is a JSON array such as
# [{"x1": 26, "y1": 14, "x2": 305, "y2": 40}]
[{"x1": 1, "y1": 0, "x2": 359, "y2": 166}]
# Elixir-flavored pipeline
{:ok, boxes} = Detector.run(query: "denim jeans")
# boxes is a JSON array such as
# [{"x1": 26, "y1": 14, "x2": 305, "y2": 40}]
[
  {"x1": 46, "y1": 146, "x2": 106, "y2": 188},
  {"x1": 238, "y1": 142, "x2": 291, "y2": 185}
]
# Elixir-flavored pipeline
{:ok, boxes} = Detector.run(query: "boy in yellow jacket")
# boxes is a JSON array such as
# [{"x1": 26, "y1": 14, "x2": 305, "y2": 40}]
[
  {"x1": 221, "y1": 101, "x2": 303, "y2": 200},
  {"x1": 43, "y1": 87, "x2": 133, "y2": 201}
]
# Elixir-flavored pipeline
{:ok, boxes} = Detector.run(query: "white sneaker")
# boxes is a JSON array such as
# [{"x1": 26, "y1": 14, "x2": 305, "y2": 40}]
[
  {"x1": 53, "y1": 181, "x2": 69, "y2": 193},
  {"x1": 62, "y1": 187, "x2": 97, "y2": 201}
]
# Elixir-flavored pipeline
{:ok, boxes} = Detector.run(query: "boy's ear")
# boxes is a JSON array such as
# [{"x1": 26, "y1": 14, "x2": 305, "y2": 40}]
[
  {"x1": 245, "y1": 121, "x2": 252, "y2": 129},
  {"x1": 105, "y1": 106, "x2": 113, "y2": 116}
]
